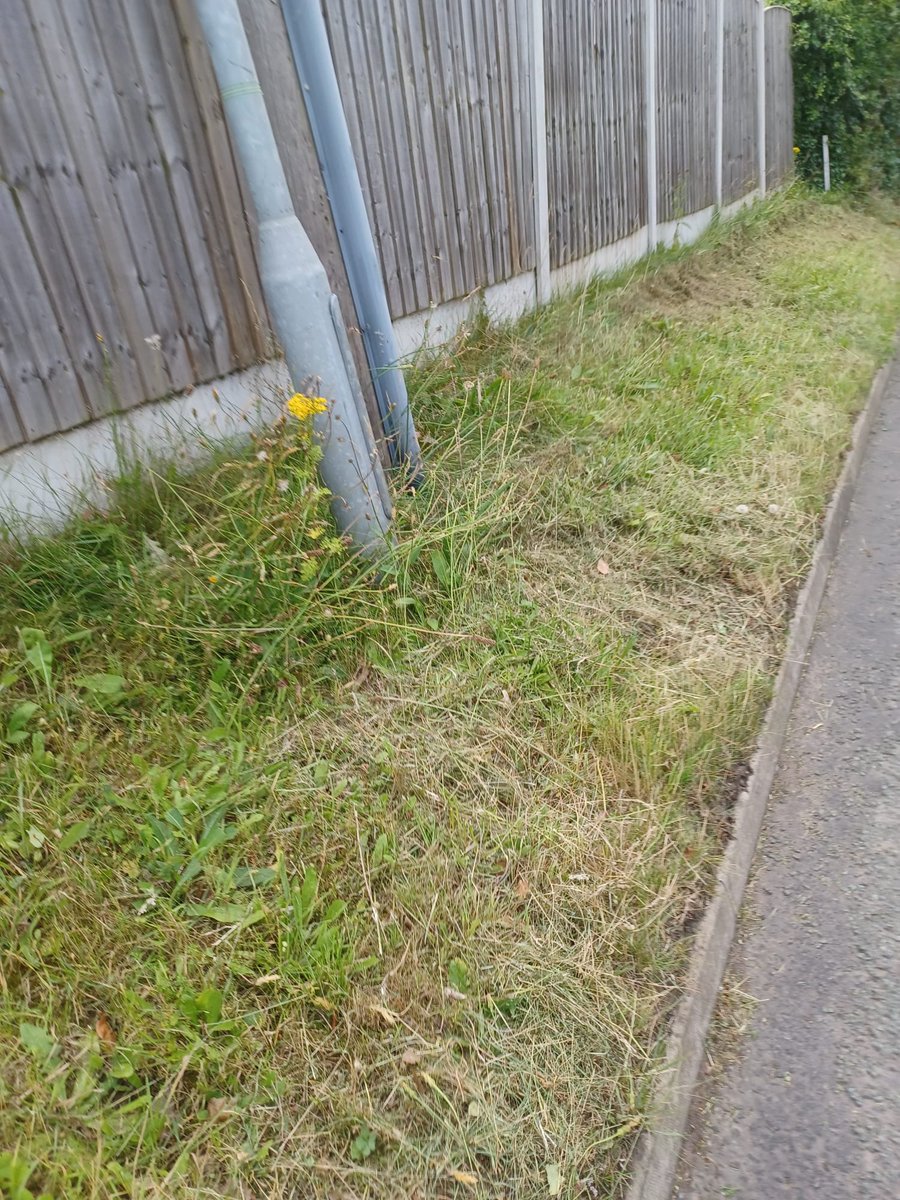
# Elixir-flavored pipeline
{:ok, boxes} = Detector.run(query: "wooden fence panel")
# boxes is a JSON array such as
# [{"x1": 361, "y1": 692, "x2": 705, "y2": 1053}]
[
  {"x1": 0, "y1": 0, "x2": 283, "y2": 449},
  {"x1": 657, "y1": 0, "x2": 717, "y2": 222},
  {"x1": 323, "y1": 0, "x2": 535, "y2": 319},
  {"x1": 0, "y1": 0, "x2": 794, "y2": 454},
  {"x1": 765, "y1": 7, "x2": 794, "y2": 189},
  {"x1": 546, "y1": 0, "x2": 646, "y2": 269},
  {"x1": 168, "y1": 0, "x2": 269, "y2": 368},
  {"x1": 723, "y1": 0, "x2": 759, "y2": 202},
  {"x1": 0, "y1": 0, "x2": 369, "y2": 450}
]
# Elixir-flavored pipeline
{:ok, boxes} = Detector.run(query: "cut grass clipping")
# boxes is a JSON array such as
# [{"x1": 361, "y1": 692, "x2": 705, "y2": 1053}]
[{"x1": 1, "y1": 194, "x2": 899, "y2": 1200}]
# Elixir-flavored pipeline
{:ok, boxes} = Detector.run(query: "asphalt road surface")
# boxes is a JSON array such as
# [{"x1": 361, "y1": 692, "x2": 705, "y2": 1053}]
[{"x1": 677, "y1": 359, "x2": 900, "y2": 1200}]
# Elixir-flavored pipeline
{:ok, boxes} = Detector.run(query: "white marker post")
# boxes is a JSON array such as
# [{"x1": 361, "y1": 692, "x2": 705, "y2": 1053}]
[{"x1": 822, "y1": 135, "x2": 831, "y2": 192}]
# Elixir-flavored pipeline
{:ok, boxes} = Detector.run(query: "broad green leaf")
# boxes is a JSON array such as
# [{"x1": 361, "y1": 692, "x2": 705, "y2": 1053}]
[
  {"x1": 299, "y1": 866, "x2": 317, "y2": 913},
  {"x1": 185, "y1": 902, "x2": 263, "y2": 927},
  {"x1": 109, "y1": 1051, "x2": 138, "y2": 1081},
  {"x1": 74, "y1": 673, "x2": 126, "y2": 698},
  {"x1": 321, "y1": 899, "x2": 346, "y2": 923},
  {"x1": 59, "y1": 821, "x2": 92, "y2": 851},
  {"x1": 19, "y1": 1022, "x2": 55, "y2": 1060},
  {"x1": 349, "y1": 1124, "x2": 376, "y2": 1162},
  {"x1": 448, "y1": 958, "x2": 470, "y2": 995},
  {"x1": 7, "y1": 701, "x2": 38, "y2": 741},
  {"x1": 546, "y1": 1163, "x2": 562, "y2": 1196},
  {"x1": 194, "y1": 987, "x2": 223, "y2": 1023},
  {"x1": 26, "y1": 826, "x2": 45, "y2": 850},
  {"x1": 232, "y1": 866, "x2": 277, "y2": 889},
  {"x1": 430, "y1": 549, "x2": 450, "y2": 586},
  {"x1": 370, "y1": 832, "x2": 389, "y2": 870},
  {"x1": 20, "y1": 628, "x2": 53, "y2": 691},
  {"x1": 211, "y1": 659, "x2": 230, "y2": 684}
]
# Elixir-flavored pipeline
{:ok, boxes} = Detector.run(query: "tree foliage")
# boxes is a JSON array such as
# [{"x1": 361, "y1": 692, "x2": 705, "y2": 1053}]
[{"x1": 785, "y1": 0, "x2": 900, "y2": 192}]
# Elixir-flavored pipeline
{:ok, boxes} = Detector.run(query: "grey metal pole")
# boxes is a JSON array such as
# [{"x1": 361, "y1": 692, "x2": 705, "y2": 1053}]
[
  {"x1": 714, "y1": 0, "x2": 724, "y2": 208},
  {"x1": 528, "y1": 0, "x2": 551, "y2": 305},
  {"x1": 281, "y1": 0, "x2": 423, "y2": 487},
  {"x1": 644, "y1": 0, "x2": 659, "y2": 250},
  {"x1": 193, "y1": 0, "x2": 391, "y2": 555},
  {"x1": 757, "y1": 0, "x2": 767, "y2": 197}
]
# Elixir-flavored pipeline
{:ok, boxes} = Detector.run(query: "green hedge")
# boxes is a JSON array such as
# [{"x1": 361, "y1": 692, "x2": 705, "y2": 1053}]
[{"x1": 785, "y1": 0, "x2": 900, "y2": 193}]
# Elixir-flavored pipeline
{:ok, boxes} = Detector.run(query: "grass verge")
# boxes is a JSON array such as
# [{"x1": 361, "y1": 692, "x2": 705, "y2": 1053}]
[{"x1": 1, "y1": 194, "x2": 898, "y2": 1200}]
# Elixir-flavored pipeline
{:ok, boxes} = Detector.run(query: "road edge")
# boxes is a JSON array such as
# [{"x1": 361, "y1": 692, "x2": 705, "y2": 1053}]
[{"x1": 624, "y1": 345, "x2": 899, "y2": 1200}]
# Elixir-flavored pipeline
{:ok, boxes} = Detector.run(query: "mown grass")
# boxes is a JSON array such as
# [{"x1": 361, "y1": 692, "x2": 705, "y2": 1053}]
[{"x1": 1, "y1": 193, "x2": 898, "y2": 1200}]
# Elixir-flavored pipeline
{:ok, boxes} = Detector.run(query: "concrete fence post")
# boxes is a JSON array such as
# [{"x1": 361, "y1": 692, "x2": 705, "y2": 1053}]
[
  {"x1": 644, "y1": 0, "x2": 659, "y2": 249},
  {"x1": 757, "y1": 0, "x2": 767, "y2": 196}
]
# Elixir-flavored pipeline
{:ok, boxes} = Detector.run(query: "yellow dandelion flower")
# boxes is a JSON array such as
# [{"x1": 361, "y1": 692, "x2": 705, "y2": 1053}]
[
  {"x1": 287, "y1": 392, "x2": 328, "y2": 421},
  {"x1": 208, "y1": 574, "x2": 218, "y2": 583},
  {"x1": 793, "y1": 146, "x2": 800, "y2": 154}
]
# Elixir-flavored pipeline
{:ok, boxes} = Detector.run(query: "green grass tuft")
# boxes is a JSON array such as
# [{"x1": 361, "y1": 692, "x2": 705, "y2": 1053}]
[{"x1": 1, "y1": 194, "x2": 899, "y2": 1199}]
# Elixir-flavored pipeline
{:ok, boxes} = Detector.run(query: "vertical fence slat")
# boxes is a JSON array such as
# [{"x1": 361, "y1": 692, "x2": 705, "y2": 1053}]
[
  {"x1": 723, "y1": 0, "x2": 759, "y2": 201},
  {"x1": 765, "y1": 7, "x2": 794, "y2": 189},
  {"x1": 169, "y1": 0, "x2": 270, "y2": 364},
  {"x1": 0, "y1": 375, "x2": 25, "y2": 454},
  {"x1": 324, "y1": 0, "x2": 534, "y2": 317},
  {"x1": 125, "y1": 2, "x2": 231, "y2": 379},
  {"x1": 88, "y1": 1, "x2": 214, "y2": 386},
  {"x1": 547, "y1": 0, "x2": 647, "y2": 269},
  {"x1": 62, "y1": 0, "x2": 194, "y2": 393},
  {"x1": 656, "y1": 0, "x2": 717, "y2": 222},
  {"x1": 0, "y1": 191, "x2": 77, "y2": 441},
  {"x1": 0, "y1": 49, "x2": 124, "y2": 420}
]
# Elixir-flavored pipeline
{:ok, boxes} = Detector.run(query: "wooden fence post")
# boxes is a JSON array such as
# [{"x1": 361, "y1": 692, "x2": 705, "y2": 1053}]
[
  {"x1": 644, "y1": 0, "x2": 658, "y2": 248},
  {"x1": 757, "y1": 0, "x2": 767, "y2": 196},
  {"x1": 529, "y1": 0, "x2": 551, "y2": 304}
]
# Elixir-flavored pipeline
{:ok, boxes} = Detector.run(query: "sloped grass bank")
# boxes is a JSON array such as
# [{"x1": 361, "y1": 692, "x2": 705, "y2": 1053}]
[{"x1": 1, "y1": 195, "x2": 898, "y2": 1200}]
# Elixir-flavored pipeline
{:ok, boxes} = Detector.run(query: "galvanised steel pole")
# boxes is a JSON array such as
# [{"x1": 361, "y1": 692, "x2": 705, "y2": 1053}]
[
  {"x1": 281, "y1": 0, "x2": 424, "y2": 486},
  {"x1": 193, "y1": 0, "x2": 391, "y2": 555}
]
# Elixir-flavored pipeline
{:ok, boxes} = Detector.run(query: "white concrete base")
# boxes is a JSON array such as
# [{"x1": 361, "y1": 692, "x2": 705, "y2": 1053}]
[
  {"x1": 394, "y1": 188, "x2": 761, "y2": 356},
  {"x1": 0, "y1": 361, "x2": 290, "y2": 532},
  {"x1": 392, "y1": 270, "x2": 536, "y2": 360},
  {"x1": 550, "y1": 226, "x2": 650, "y2": 295},
  {"x1": 657, "y1": 204, "x2": 717, "y2": 249}
]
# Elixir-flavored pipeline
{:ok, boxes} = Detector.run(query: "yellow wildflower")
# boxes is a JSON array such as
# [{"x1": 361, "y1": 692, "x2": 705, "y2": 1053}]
[
  {"x1": 208, "y1": 574, "x2": 218, "y2": 583},
  {"x1": 793, "y1": 145, "x2": 800, "y2": 154},
  {"x1": 287, "y1": 393, "x2": 328, "y2": 421}
]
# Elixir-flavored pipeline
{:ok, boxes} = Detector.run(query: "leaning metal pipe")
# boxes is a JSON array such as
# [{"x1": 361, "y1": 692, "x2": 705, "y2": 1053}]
[
  {"x1": 281, "y1": 0, "x2": 423, "y2": 487},
  {"x1": 193, "y1": 0, "x2": 391, "y2": 555}
]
